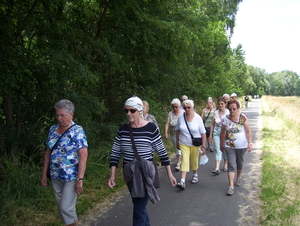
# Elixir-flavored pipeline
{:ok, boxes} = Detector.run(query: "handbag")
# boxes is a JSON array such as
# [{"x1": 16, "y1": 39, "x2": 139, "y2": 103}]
[
  {"x1": 183, "y1": 113, "x2": 202, "y2": 146},
  {"x1": 128, "y1": 124, "x2": 160, "y2": 188},
  {"x1": 47, "y1": 124, "x2": 76, "y2": 180}
]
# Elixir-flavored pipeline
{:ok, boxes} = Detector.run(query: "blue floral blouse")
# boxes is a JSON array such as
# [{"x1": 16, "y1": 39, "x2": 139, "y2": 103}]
[{"x1": 46, "y1": 122, "x2": 88, "y2": 181}]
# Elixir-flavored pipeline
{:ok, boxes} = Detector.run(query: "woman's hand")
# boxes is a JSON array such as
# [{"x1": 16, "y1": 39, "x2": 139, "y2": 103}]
[
  {"x1": 108, "y1": 166, "x2": 117, "y2": 188},
  {"x1": 200, "y1": 146, "x2": 206, "y2": 155},
  {"x1": 209, "y1": 136, "x2": 213, "y2": 143},
  {"x1": 40, "y1": 176, "x2": 48, "y2": 187},
  {"x1": 169, "y1": 174, "x2": 177, "y2": 186},
  {"x1": 164, "y1": 134, "x2": 169, "y2": 139},
  {"x1": 76, "y1": 180, "x2": 84, "y2": 195},
  {"x1": 248, "y1": 143, "x2": 253, "y2": 152},
  {"x1": 220, "y1": 146, "x2": 225, "y2": 153},
  {"x1": 108, "y1": 176, "x2": 116, "y2": 188},
  {"x1": 165, "y1": 165, "x2": 176, "y2": 186}
]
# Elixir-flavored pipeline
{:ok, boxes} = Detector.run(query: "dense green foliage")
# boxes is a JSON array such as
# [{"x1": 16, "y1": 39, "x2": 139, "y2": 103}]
[
  {"x1": 0, "y1": 0, "x2": 245, "y2": 162},
  {"x1": 0, "y1": 0, "x2": 299, "y2": 224}
]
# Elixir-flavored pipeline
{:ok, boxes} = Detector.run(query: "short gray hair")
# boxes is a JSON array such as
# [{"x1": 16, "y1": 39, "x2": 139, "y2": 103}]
[
  {"x1": 183, "y1": 99, "x2": 194, "y2": 108},
  {"x1": 181, "y1": 95, "x2": 188, "y2": 100},
  {"x1": 171, "y1": 98, "x2": 181, "y2": 106},
  {"x1": 54, "y1": 99, "x2": 74, "y2": 113}
]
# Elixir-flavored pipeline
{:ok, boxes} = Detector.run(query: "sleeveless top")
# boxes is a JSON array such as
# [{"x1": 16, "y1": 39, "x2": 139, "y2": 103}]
[
  {"x1": 203, "y1": 108, "x2": 215, "y2": 127},
  {"x1": 222, "y1": 113, "x2": 248, "y2": 149}
]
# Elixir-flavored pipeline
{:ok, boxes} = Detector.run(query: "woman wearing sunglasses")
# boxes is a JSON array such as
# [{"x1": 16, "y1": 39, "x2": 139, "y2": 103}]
[
  {"x1": 108, "y1": 96, "x2": 176, "y2": 226},
  {"x1": 220, "y1": 99, "x2": 253, "y2": 196},
  {"x1": 175, "y1": 99, "x2": 207, "y2": 190},
  {"x1": 164, "y1": 98, "x2": 184, "y2": 171}
]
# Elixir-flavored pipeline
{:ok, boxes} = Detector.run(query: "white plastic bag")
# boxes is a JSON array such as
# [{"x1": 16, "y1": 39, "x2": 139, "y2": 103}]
[{"x1": 199, "y1": 154, "x2": 209, "y2": 166}]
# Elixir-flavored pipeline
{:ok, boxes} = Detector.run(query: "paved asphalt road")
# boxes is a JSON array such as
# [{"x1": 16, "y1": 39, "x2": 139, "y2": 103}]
[{"x1": 81, "y1": 99, "x2": 263, "y2": 226}]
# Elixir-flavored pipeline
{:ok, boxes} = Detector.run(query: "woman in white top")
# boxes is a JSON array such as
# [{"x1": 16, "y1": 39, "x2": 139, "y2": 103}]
[
  {"x1": 209, "y1": 97, "x2": 229, "y2": 175},
  {"x1": 164, "y1": 98, "x2": 184, "y2": 171},
  {"x1": 220, "y1": 99, "x2": 253, "y2": 196},
  {"x1": 175, "y1": 100, "x2": 206, "y2": 190}
]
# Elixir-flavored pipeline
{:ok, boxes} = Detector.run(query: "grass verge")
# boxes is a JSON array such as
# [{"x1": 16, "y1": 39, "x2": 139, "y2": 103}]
[{"x1": 260, "y1": 96, "x2": 300, "y2": 225}]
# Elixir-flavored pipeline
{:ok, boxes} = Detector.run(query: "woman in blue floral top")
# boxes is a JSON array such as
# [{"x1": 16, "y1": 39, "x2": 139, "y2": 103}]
[{"x1": 41, "y1": 99, "x2": 88, "y2": 226}]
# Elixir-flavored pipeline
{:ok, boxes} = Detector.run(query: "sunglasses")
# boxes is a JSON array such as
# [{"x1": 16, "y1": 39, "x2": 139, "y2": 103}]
[
  {"x1": 123, "y1": 109, "x2": 137, "y2": 114},
  {"x1": 172, "y1": 106, "x2": 178, "y2": 109},
  {"x1": 228, "y1": 108, "x2": 237, "y2": 111},
  {"x1": 183, "y1": 107, "x2": 191, "y2": 110}
]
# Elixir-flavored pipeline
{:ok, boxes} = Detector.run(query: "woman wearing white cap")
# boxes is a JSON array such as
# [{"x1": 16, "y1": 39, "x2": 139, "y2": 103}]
[{"x1": 108, "y1": 96, "x2": 176, "y2": 226}]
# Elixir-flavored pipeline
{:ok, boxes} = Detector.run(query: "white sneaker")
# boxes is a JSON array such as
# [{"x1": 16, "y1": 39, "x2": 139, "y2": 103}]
[
  {"x1": 226, "y1": 187, "x2": 234, "y2": 196},
  {"x1": 236, "y1": 177, "x2": 242, "y2": 187}
]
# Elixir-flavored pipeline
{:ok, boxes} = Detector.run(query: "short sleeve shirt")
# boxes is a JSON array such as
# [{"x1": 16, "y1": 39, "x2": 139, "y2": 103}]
[
  {"x1": 176, "y1": 113, "x2": 206, "y2": 146},
  {"x1": 47, "y1": 122, "x2": 88, "y2": 181}
]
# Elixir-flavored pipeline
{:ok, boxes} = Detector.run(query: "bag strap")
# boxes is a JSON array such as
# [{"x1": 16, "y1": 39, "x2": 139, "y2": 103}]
[
  {"x1": 203, "y1": 108, "x2": 212, "y2": 124},
  {"x1": 128, "y1": 123, "x2": 141, "y2": 160},
  {"x1": 183, "y1": 113, "x2": 194, "y2": 140},
  {"x1": 50, "y1": 124, "x2": 76, "y2": 153}
]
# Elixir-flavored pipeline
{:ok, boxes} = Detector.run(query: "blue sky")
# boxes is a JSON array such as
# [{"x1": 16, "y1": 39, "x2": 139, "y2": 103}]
[{"x1": 230, "y1": 0, "x2": 300, "y2": 75}]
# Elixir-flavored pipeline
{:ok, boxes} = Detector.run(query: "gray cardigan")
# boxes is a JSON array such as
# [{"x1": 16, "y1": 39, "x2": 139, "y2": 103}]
[{"x1": 123, "y1": 157, "x2": 160, "y2": 204}]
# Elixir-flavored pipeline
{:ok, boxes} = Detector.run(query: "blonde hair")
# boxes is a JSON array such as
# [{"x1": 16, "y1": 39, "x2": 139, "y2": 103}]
[{"x1": 142, "y1": 100, "x2": 149, "y2": 113}]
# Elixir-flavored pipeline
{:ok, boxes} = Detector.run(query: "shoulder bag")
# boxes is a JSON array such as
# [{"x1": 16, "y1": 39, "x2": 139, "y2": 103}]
[
  {"x1": 127, "y1": 124, "x2": 160, "y2": 188},
  {"x1": 183, "y1": 113, "x2": 202, "y2": 146},
  {"x1": 47, "y1": 124, "x2": 76, "y2": 180}
]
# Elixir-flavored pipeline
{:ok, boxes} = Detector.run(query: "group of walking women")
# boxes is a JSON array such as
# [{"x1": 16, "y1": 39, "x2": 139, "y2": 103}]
[
  {"x1": 41, "y1": 94, "x2": 252, "y2": 226},
  {"x1": 164, "y1": 94, "x2": 252, "y2": 196}
]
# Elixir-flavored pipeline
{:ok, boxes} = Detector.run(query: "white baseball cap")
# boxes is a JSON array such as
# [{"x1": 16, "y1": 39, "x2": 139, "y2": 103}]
[{"x1": 231, "y1": 93, "x2": 237, "y2": 97}]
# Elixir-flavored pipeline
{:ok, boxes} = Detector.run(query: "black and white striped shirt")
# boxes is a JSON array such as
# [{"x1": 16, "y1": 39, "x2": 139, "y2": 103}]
[{"x1": 110, "y1": 122, "x2": 170, "y2": 167}]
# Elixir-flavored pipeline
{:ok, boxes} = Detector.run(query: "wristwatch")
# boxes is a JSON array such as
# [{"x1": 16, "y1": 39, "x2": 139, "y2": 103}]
[{"x1": 76, "y1": 178, "x2": 84, "y2": 181}]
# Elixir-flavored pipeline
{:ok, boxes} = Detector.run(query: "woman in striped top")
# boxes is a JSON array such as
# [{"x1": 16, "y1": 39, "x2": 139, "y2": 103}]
[{"x1": 108, "y1": 96, "x2": 176, "y2": 226}]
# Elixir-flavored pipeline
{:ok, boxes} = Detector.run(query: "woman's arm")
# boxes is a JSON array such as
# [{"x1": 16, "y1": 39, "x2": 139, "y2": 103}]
[
  {"x1": 200, "y1": 133, "x2": 207, "y2": 155},
  {"x1": 209, "y1": 118, "x2": 215, "y2": 143},
  {"x1": 76, "y1": 147, "x2": 88, "y2": 195},
  {"x1": 164, "y1": 118, "x2": 170, "y2": 139},
  {"x1": 176, "y1": 130, "x2": 180, "y2": 150},
  {"x1": 220, "y1": 125, "x2": 226, "y2": 152},
  {"x1": 243, "y1": 120, "x2": 253, "y2": 152},
  {"x1": 164, "y1": 165, "x2": 176, "y2": 186},
  {"x1": 108, "y1": 166, "x2": 117, "y2": 188},
  {"x1": 41, "y1": 148, "x2": 51, "y2": 187},
  {"x1": 201, "y1": 109, "x2": 205, "y2": 119}
]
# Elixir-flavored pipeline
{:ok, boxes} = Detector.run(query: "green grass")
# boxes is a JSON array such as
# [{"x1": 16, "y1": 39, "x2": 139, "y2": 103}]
[{"x1": 260, "y1": 97, "x2": 300, "y2": 225}]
